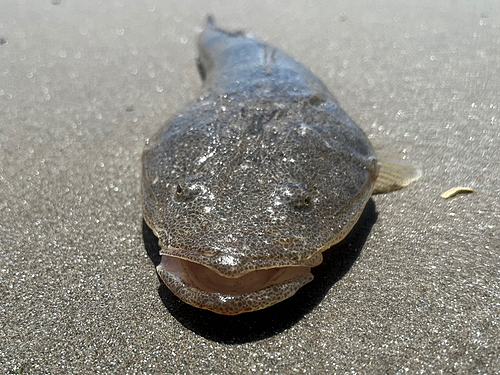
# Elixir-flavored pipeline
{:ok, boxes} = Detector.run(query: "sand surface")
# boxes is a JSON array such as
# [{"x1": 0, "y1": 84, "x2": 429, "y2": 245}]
[{"x1": 1, "y1": 1, "x2": 499, "y2": 373}]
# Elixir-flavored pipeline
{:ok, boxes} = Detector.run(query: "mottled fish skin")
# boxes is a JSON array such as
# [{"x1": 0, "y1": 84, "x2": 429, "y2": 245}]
[
  {"x1": 197, "y1": 17, "x2": 334, "y2": 101},
  {"x1": 142, "y1": 18, "x2": 378, "y2": 315}
]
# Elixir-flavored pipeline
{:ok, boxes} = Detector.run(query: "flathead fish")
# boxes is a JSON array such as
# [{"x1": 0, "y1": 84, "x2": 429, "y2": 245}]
[{"x1": 142, "y1": 17, "x2": 420, "y2": 315}]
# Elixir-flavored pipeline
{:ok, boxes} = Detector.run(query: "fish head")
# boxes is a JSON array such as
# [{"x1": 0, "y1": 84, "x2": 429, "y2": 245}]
[{"x1": 142, "y1": 97, "x2": 377, "y2": 314}]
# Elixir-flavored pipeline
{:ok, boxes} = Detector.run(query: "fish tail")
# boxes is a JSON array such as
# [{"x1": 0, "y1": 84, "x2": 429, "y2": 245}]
[
  {"x1": 206, "y1": 14, "x2": 216, "y2": 27},
  {"x1": 197, "y1": 18, "x2": 333, "y2": 100},
  {"x1": 196, "y1": 17, "x2": 249, "y2": 87}
]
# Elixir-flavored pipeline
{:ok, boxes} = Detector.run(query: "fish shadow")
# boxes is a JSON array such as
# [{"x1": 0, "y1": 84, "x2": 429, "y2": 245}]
[{"x1": 142, "y1": 199, "x2": 377, "y2": 344}]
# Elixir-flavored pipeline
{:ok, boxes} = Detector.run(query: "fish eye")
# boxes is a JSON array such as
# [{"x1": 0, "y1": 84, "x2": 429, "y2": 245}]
[
  {"x1": 176, "y1": 184, "x2": 183, "y2": 195},
  {"x1": 292, "y1": 193, "x2": 312, "y2": 210},
  {"x1": 277, "y1": 182, "x2": 312, "y2": 210},
  {"x1": 175, "y1": 175, "x2": 207, "y2": 201},
  {"x1": 304, "y1": 196, "x2": 311, "y2": 206}
]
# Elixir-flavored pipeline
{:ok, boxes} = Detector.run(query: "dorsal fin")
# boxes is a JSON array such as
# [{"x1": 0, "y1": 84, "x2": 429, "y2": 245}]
[{"x1": 203, "y1": 15, "x2": 246, "y2": 38}]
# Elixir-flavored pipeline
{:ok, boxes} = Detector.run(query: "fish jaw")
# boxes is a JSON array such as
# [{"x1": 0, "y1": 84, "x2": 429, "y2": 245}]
[{"x1": 156, "y1": 254, "x2": 319, "y2": 315}]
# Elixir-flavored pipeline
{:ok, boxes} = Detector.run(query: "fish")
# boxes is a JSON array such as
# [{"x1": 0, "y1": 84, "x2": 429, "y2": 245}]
[{"x1": 141, "y1": 17, "x2": 421, "y2": 315}]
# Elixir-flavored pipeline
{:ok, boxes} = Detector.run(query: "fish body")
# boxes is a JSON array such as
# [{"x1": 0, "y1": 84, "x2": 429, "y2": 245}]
[{"x1": 142, "y1": 18, "x2": 415, "y2": 315}]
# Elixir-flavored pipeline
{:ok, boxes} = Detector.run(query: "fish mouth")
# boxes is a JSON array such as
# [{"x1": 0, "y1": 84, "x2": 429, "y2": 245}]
[{"x1": 156, "y1": 251, "x2": 322, "y2": 315}]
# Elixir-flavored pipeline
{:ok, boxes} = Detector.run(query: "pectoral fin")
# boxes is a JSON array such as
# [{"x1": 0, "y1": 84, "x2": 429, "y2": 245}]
[
  {"x1": 369, "y1": 136, "x2": 422, "y2": 194},
  {"x1": 373, "y1": 153, "x2": 422, "y2": 194}
]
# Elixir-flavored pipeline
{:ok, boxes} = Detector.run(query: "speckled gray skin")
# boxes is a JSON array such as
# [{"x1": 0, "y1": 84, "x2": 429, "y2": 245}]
[{"x1": 142, "y1": 18, "x2": 378, "y2": 314}]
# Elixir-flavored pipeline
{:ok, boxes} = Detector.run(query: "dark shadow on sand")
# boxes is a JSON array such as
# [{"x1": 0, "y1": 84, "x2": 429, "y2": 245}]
[{"x1": 142, "y1": 199, "x2": 377, "y2": 344}]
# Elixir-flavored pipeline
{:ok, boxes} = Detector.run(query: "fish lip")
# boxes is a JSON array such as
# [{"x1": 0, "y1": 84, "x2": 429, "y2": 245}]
[
  {"x1": 156, "y1": 257, "x2": 314, "y2": 315},
  {"x1": 158, "y1": 246, "x2": 324, "y2": 278}
]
